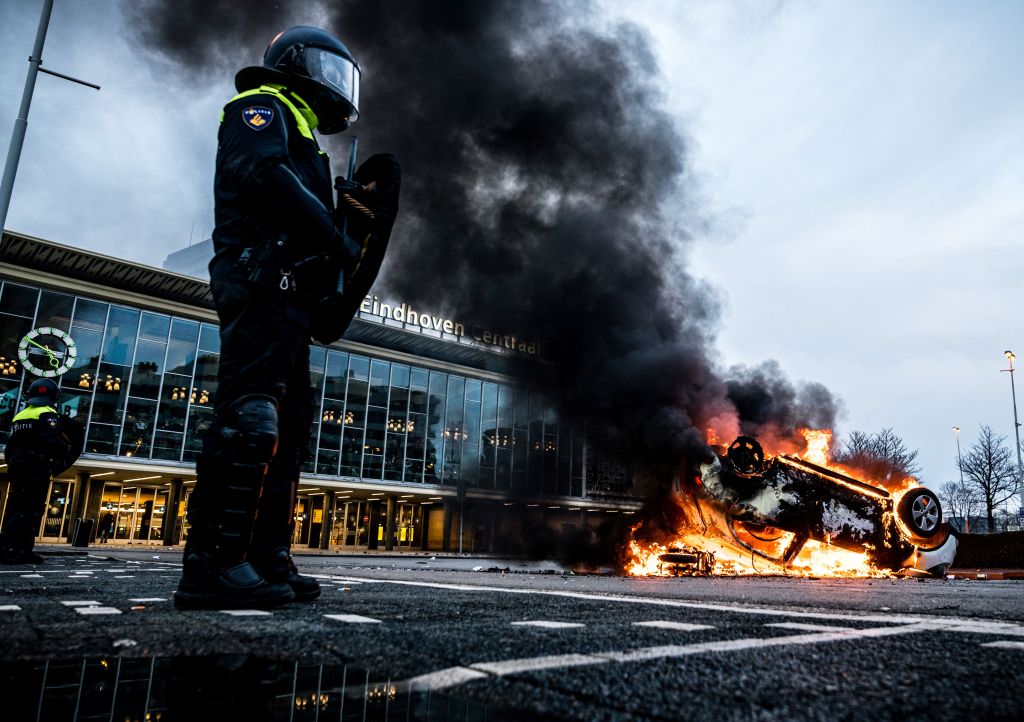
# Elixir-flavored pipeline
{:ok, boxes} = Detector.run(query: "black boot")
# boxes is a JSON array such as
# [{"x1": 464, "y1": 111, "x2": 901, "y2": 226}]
[
  {"x1": 174, "y1": 406, "x2": 294, "y2": 611},
  {"x1": 0, "y1": 541, "x2": 43, "y2": 565},
  {"x1": 250, "y1": 545, "x2": 321, "y2": 602},
  {"x1": 175, "y1": 546, "x2": 294, "y2": 610}
]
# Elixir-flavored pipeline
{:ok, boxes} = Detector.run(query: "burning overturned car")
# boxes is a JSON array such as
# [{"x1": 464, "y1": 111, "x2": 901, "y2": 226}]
[{"x1": 629, "y1": 431, "x2": 958, "y2": 578}]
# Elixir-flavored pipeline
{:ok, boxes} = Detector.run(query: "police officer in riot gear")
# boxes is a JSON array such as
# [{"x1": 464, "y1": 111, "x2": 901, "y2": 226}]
[
  {"x1": 0, "y1": 379, "x2": 80, "y2": 564},
  {"x1": 175, "y1": 26, "x2": 400, "y2": 609}
]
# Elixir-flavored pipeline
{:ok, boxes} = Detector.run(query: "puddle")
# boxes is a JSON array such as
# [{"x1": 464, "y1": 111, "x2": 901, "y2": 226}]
[{"x1": 0, "y1": 656, "x2": 513, "y2": 721}]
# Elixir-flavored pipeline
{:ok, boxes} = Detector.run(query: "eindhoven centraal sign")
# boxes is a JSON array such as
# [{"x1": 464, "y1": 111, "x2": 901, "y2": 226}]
[{"x1": 359, "y1": 295, "x2": 539, "y2": 356}]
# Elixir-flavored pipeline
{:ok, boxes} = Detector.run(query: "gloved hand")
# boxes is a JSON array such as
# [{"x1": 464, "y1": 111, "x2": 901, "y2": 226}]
[
  {"x1": 334, "y1": 178, "x2": 377, "y2": 249},
  {"x1": 334, "y1": 153, "x2": 402, "y2": 252},
  {"x1": 353, "y1": 153, "x2": 401, "y2": 240},
  {"x1": 313, "y1": 154, "x2": 401, "y2": 345}
]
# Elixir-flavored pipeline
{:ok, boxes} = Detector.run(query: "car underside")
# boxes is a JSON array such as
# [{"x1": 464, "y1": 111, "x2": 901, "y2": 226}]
[{"x1": 668, "y1": 436, "x2": 958, "y2": 577}]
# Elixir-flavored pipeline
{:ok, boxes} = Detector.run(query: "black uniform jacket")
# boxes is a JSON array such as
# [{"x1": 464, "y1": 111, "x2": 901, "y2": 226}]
[
  {"x1": 5, "y1": 405, "x2": 75, "y2": 474},
  {"x1": 212, "y1": 88, "x2": 336, "y2": 269}
]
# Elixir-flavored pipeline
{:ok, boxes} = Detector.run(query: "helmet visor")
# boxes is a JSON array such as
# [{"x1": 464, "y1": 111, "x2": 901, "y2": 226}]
[{"x1": 306, "y1": 47, "x2": 360, "y2": 118}]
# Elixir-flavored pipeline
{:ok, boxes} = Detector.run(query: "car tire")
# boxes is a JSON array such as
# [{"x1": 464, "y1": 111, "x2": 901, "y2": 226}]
[
  {"x1": 899, "y1": 488, "x2": 942, "y2": 538},
  {"x1": 727, "y1": 436, "x2": 765, "y2": 476}
]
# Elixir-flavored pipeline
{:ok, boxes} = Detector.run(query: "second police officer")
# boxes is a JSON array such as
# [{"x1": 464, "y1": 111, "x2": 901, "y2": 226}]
[
  {"x1": 0, "y1": 379, "x2": 81, "y2": 564},
  {"x1": 175, "y1": 26, "x2": 401, "y2": 609}
]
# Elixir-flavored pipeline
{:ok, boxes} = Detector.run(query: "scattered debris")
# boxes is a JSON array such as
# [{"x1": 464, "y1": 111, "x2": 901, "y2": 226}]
[
  {"x1": 657, "y1": 548, "x2": 716, "y2": 576},
  {"x1": 113, "y1": 639, "x2": 137, "y2": 648}
]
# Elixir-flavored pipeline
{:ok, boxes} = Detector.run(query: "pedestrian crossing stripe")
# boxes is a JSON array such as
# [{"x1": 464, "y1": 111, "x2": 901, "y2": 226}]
[{"x1": 324, "y1": 614, "x2": 381, "y2": 624}]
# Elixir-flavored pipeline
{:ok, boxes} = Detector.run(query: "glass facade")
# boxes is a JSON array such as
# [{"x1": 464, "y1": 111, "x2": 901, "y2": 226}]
[{"x1": 0, "y1": 279, "x2": 596, "y2": 498}]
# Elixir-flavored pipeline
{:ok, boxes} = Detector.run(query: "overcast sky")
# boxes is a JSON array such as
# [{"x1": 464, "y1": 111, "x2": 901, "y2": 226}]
[{"x1": 0, "y1": 0, "x2": 1021, "y2": 495}]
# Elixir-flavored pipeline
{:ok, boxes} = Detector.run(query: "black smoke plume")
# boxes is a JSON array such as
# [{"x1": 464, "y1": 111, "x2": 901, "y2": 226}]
[{"x1": 131, "y1": 1, "x2": 837, "y2": 492}]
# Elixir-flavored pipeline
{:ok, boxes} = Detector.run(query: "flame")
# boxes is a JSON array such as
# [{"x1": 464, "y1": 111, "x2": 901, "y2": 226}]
[
  {"x1": 626, "y1": 427, "x2": 915, "y2": 579},
  {"x1": 800, "y1": 428, "x2": 830, "y2": 466},
  {"x1": 625, "y1": 539, "x2": 669, "y2": 576}
]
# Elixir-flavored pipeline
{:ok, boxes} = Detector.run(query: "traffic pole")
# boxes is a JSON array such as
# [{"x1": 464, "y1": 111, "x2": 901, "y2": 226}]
[{"x1": 0, "y1": 0, "x2": 99, "y2": 234}]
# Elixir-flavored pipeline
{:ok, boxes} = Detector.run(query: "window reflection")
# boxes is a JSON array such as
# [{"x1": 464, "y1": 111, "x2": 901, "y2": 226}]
[
  {"x1": 0, "y1": 282, "x2": 606, "y2": 498},
  {"x1": 306, "y1": 346, "x2": 328, "y2": 474},
  {"x1": 35, "y1": 291, "x2": 73, "y2": 332},
  {"x1": 128, "y1": 313, "x2": 169, "y2": 400},
  {"x1": 0, "y1": 282, "x2": 39, "y2": 317},
  {"x1": 121, "y1": 399, "x2": 155, "y2": 457},
  {"x1": 318, "y1": 350, "x2": 347, "y2": 475}
]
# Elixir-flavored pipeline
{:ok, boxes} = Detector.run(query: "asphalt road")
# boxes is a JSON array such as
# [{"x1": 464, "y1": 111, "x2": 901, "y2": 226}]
[{"x1": 1, "y1": 549, "x2": 1023, "y2": 721}]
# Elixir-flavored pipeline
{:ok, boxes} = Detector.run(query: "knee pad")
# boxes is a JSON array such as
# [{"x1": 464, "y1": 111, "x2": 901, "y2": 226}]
[{"x1": 220, "y1": 395, "x2": 280, "y2": 465}]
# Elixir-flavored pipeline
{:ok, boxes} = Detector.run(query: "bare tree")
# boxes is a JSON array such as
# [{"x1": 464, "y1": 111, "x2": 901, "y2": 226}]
[
  {"x1": 994, "y1": 506, "x2": 1016, "y2": 534},
  {"x1": 937, "y1": 479, "x2": 982, "y2": 533},
  {"x1": 834, "y1": 427, "x2": 922, "y2": 482},
  {"x1": 958, "y1": 425, "x2": 1019, "y2": 532}
]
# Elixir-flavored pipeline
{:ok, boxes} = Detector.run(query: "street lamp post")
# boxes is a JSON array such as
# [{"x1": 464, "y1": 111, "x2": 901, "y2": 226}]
[
  {"x1": 0, "y1": 0, "x2": 100, "y2": 233},
  {"x1": 953, "y1": 426, "x2": 968, "y2": 533},
  {"x1": 1001, "y1": 351, "x2": 1024, "y2": 514}
]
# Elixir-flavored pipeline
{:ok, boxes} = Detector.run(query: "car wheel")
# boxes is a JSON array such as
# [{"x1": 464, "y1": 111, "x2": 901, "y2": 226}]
[
  {"x1": 899, "y1": 488, "x2": 942, "y2": 538},
  {"x1": 727, "y1": 436, "x2": 765, "y2": 476}
]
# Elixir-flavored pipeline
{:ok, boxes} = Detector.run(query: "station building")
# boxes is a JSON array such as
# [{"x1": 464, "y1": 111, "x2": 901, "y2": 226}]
[{"x1": 0, "y1": 231, "x2": 640, "y2": 553}]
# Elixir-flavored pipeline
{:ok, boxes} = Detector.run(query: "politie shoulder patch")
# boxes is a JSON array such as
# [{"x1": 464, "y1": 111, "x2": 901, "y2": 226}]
[{"x1": 242, "y1": 106, "x2": 274, "y2": 130}]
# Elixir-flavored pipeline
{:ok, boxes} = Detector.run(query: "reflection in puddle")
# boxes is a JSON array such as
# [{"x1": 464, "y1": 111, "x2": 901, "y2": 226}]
[{"x1": 0, "y1": 656, "x2": 500, "y2": 721}]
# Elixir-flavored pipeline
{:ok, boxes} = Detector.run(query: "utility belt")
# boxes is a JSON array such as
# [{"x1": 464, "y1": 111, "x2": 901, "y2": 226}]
[
  {"x1": 236, "y1": 237, "x2": 305, "y2": 293},
  {"x1": 233, "y1": 237, "x2": 350, "y2": 303}
]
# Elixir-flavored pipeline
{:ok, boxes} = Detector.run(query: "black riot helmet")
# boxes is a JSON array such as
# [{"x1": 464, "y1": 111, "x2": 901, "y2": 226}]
[
  {"x1": 236, "y1": 26, "x2": 361, "y2": 134},
  {"x1": 25, "y1": 378, "x2": 59, "y2": 407}
]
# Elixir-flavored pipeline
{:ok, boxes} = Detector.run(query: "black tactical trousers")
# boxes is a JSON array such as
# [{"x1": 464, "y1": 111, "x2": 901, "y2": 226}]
[
  {"x1": 191, "y1": 259, "x2": 315, "y2": 549},
  {"x1": 0, "y1": 455, "x2": 51, "y2": 549}
]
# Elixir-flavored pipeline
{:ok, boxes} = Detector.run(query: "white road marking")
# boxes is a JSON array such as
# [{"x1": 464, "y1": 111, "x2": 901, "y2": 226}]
[
  {"x1": 511, "y1": 621, "x2": 585, "y2": 629},
  {"x1": 61, "y1": 600, "x2": 100, "y2": 607},
  {"x1": 982, "y1": 641, "x2": 1024, "y2": 650},
  {"x1": 0, "y1": 605, "x2": 21, "y2": 611},
  {"x1": 405, "y1": 667, "x2": 488, "y2": 691},
  {"x1": 401, "y1": 623, "x2": 930, "y2": 692},
  {"x1": 766, "y1": 622, "x2": 855, "y2": 633},
  {"x1": 920, "y1": 620, "x2": 1024, "y2": 637},
  {"x1": 115, "y1": 576, "x2": 134, "y2": 579},
  {"x1": 326, "y1": 576, "x2": 1024, "y2": 635},
  {"x1": 324, "y1": 614, "x2": 382, "y2": 624},
  {"x1": 128, "y1": 598, "x2": 167, "y2": 603},
  {"x1": 75, "y1": 607, "x2": 122, "y2": 615},
  {"x1": 601, "y1": 624, "x2": 930, "y2": 664},
  {"x1": 220, "y1": 610, "x2": 272, "y2": 616},
  {"x1": 0, "y1": 570, "x2": 65, "y2": 574},
  {"x1": 103, "y1": 559, "x2": 182, "y2": 569},
  {"x1": 473, "y1": 653, "x2": 602, "y2": 676},
  {"x1": 633, "y1": 621, "x2": 714, "y2": 631},
  {"x1": 19, "y1": 574, "x2": 43, "y2": 578}
]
